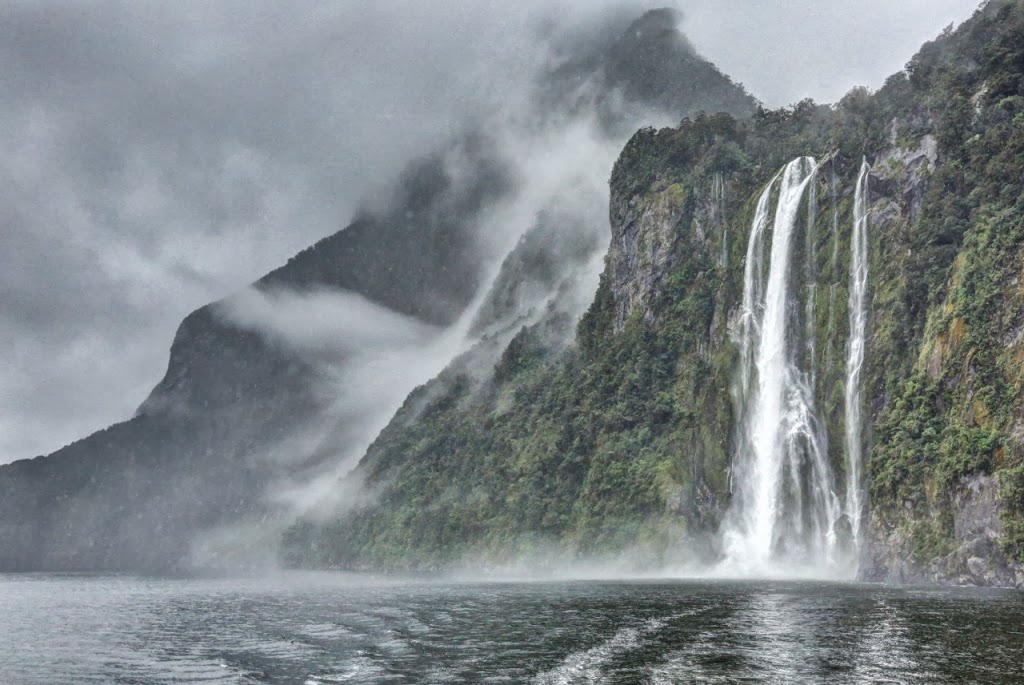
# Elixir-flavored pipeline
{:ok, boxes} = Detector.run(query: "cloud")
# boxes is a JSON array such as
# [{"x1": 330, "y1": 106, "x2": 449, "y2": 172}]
[
  {"x1": 0, "y1": 0, "x2": 629, "y2": 461},
  {"x1": 0, "y1": 0, "x2": 983, "y2": 462},
  {"x1": 219, "y1": 288, "x2": 441, "y2": 355},
  {"x1": 214, "y1": 283, "x2": 478, "y2": 524}
]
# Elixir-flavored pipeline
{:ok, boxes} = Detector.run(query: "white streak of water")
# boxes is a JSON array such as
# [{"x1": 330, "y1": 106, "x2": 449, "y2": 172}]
[
  {"x1": 805, "y1": 174, "x2": 819, "y2": 384},
  {"x1": 735, "y1": 168, "x2": 782, "y2": 401},
  {"x1": 844, "y1": 159, "x2": 871, "y2": 542},
  {"x1": 723, "y1": 157, "x2": 843, "y2": 575},
  {"x1": 715, "y1": 172, "x2": 728, "y2": 268}
]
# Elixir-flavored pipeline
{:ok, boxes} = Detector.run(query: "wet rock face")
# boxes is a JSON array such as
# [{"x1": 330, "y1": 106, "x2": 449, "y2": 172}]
[
  {"x1": 862, "y1": 475, "x2": 1024, "y2": 588},
  {"x1": 871, "y1": 131, "x2": 937, "y2": 228},
  {"x1": 954, "y1": 474, "x2": 1002, "y2": 542},
  {"x1": 949, "y1": 476, "x2": 1022, "y2": 587},
  {"x1": 607, "y1": 184, "x2": 689, "y2": 332}
]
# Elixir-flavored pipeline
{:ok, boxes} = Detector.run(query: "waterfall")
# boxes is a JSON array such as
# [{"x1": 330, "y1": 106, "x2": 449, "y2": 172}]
[
  {"x1": 843, "y1": 159, "x2": 871, "y2": 541},
  {"x1": 825, "y1": 162, "x2": 841, "y2": 370},
  {"x1": 723, "y1": 157, "x2": 842, "y2": 573},
  {"x1": 804, "y1": 176, "x2": 818, "y2": 384},
  {"x1": 714, "y1": 173, "x2": 728, "y2": 268},
  {"x1": 735, "y1": 168, "x2": 780, "y2": 400}
]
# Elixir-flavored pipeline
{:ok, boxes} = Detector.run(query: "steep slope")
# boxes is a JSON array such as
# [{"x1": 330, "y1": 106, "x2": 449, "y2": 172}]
[
  {"x1": 286, "y1": 0, "x2": 1024, "y2": 586},
  {"x1": 0, "y1": 9, "x2": 755, "y2": 572}
]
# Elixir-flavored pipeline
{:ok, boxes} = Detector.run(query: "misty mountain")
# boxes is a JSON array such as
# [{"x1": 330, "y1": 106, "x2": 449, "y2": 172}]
[{"x1": 0, "y1": 8, "x2": 756, "y2": 571}]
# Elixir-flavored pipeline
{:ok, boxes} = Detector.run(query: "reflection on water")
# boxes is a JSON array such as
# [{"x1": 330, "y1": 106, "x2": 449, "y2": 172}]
[{"x1": 0, "y1": 573, "x2": 1021, "y2": 684}]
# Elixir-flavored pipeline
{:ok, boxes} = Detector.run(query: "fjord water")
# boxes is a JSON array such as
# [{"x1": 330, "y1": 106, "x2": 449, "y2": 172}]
[{"x1": 1, "y1": 573, "x2": 1022, "y2": 684}]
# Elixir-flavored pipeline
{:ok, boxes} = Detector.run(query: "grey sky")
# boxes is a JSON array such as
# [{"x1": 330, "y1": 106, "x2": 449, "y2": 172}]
[{"x1": 0, "y1": 0, "x2": 981, "y2": 463}]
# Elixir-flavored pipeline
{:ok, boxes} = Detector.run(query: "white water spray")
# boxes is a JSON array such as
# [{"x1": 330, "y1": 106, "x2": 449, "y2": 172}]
[
  {"x1": 723, "y1": 157, "x2": 842, "y2": 573},
  {"x1": 843, "y1": 159, "x2": 871, "y2": 541}
]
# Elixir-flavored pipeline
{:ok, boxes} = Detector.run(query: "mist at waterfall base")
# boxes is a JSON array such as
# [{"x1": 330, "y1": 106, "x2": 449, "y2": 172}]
[{"x1": 3, "y1": 573, "x2": 1023, "y2": 685}]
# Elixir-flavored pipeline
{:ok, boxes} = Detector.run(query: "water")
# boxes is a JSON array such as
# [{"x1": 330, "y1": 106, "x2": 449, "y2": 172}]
[
  {"x1": 1, "y1": 573, "x2": 1022, "y2": 684},
  {"x1": 713, "y1": 172, "x2": 728, "y2": 268},
  {"x1": 724, "y1": 158, "x2": 842, "y2": 573},
  {"x1": 844, "y1": 159, "x2": 871, "y2": 542}
]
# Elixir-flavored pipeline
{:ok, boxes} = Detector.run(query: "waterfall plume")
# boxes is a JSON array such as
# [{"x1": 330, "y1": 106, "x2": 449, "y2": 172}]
[
  {"x1": 843, "y1": 159, "x2": 871, "y2": 543},
  {"x1": 722, "y1": 157, "x2": 844, "y2": 575}
]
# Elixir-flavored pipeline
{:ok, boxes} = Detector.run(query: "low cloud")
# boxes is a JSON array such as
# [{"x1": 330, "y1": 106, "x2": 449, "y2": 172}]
[{"x1": 220, "y1": 288, "x2": 441, "y2": 356}]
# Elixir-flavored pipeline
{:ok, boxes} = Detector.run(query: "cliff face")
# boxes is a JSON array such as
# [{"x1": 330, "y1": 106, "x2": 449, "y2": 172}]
[
  {"x1": 286, "y1": 0, "x2": 1024, "y2": 586},
  {"x1": 854, "y1": 0, "x2": 1024, "y2": 586}
]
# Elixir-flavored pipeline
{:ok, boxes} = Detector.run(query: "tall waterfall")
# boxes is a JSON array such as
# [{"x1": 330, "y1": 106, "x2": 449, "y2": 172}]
[
  {"x1": 722, "y1": 157, "x2": 842, "y2": 573},
  {"x1": 843, "y1": 159, "x2": 871, "y2": 541}
]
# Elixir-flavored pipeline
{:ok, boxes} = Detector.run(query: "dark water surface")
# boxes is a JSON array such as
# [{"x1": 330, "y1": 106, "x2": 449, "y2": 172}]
[{"x1": 1, "y1": 573, "x2": 1021, "y2": 684}]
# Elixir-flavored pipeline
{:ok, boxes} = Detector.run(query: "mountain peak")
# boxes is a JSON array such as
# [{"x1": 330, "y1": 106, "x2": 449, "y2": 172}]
[{"x1": 624, "y1": 7, "x2": 685, "y2": 41}]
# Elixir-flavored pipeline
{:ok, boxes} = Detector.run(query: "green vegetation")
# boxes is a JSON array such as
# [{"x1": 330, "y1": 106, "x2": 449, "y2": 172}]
[{"x1": 867, "y1": 0, "x2": 1024, "y2": 565}]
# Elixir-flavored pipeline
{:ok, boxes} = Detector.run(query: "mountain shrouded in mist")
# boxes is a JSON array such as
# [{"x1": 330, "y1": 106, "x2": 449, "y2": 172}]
[{"x1": 0, "y1": 8, "x2": 755, "y2": 571}]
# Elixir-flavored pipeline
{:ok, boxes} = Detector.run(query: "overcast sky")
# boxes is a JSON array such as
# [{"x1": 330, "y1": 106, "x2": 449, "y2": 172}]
[{"x1": 0, "y1": 0, "x2": 982, "y2": 463}]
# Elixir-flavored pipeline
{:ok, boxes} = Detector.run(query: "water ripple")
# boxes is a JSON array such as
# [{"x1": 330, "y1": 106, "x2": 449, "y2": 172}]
[{"x1": 1, "y1": 575, "x2": 1021, "y2": 684}]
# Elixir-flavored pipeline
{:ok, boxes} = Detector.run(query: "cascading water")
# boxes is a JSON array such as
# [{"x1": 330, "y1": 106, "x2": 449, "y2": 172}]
[
  {"x1": 825, "y1": 162, "x2": 841, "y2": 371},
  {"x1": 722, "y1": 157, "x2": 842, "y2": 573},
  {"x1": 843, "y1": 159, "x2": 871, "y2": 541},
  {"x1": 714, "y1": 172, "x2": 728, "y2": 268},
  {"x1": 804, "y1": 174, "x2": 819, "y2": 383}
]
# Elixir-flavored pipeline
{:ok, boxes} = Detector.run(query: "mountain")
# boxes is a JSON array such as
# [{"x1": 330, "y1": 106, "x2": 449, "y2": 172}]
[
  {"x1": 284, "y1": 0, "x2": 1024, "y2": 587},
  {"x1": 0, "y1": 9, "x2": 756, "y2": 571}
]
